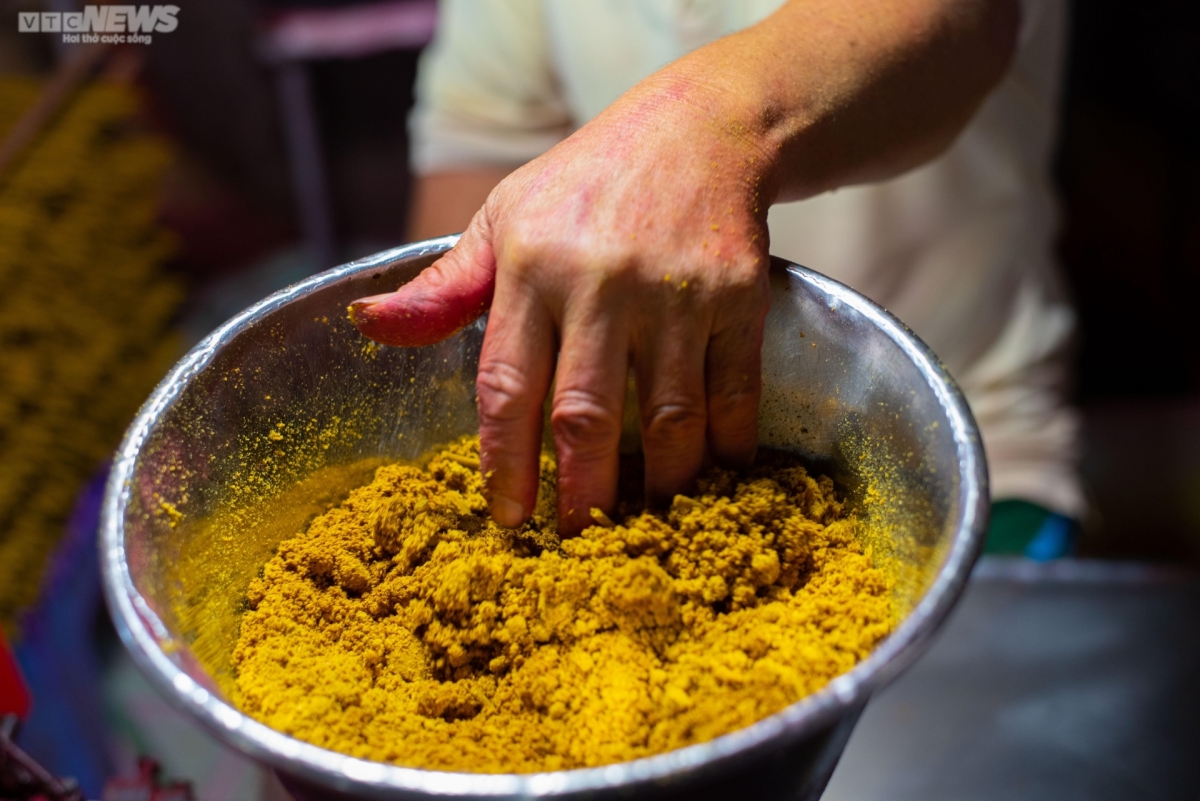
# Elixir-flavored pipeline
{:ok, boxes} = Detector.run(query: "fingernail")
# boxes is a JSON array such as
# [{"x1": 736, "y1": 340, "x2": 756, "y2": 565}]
[
  {"x1": 354, "y1": 292, "x2": 392, "y2": 307},
  {"x1": 347, "y1": 296, "x2": 385, "y2": 324},
  {"x1": 491, "y1": 495, "x2": 526, "y2": 528}
]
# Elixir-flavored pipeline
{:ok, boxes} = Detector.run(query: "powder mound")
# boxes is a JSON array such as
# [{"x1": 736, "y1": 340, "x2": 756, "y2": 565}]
[{"x1": 233, "y1": 436, "x2": 893, "y2": 772}]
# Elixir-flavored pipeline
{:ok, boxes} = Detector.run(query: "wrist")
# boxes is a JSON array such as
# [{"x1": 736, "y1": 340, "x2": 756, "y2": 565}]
[{"x1": 624, "y1": 61, "x2": 788, "y2": 217}]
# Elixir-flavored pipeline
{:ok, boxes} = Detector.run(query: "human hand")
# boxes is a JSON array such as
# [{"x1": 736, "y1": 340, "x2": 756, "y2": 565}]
[
  {"x1": 351, "y1": 75, "x2": 773, "y2": 533},
  {"x1": 351, "y1": 0, "x2": 1019, "y2": 533}
]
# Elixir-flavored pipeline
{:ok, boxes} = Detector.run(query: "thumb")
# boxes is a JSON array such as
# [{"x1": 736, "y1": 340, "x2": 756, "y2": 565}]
[{"x1": 349, "y1": 218, "x2": 496, "y2": 347}]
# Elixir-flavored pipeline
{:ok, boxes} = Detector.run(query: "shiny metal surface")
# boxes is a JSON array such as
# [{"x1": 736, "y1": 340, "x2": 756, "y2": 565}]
[
  {"x1": 100, "y1": 236, "x2": 989, "y2": 800},
  {"x1": 824, "y1": 559, "x2": 1200, "y2": 801}
]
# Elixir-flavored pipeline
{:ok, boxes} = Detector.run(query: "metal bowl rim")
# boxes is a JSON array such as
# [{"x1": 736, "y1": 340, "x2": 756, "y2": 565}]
[{"x1": 100, "y1": 235, "x2": 989, "y2": 797}]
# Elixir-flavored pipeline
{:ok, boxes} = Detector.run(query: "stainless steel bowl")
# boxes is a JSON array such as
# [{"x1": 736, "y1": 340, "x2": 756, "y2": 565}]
[{"x1": 100, "y1": 236, "x2": 988, "y2": 801}]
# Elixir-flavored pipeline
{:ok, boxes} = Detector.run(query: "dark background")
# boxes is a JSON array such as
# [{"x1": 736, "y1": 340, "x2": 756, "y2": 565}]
[
  {"x1": 1057, "y1": 1, "x2": 1200, "y2": 401},
  {"x1": 1053, "y1": 1, "x2": 1200, "y2": 561}
]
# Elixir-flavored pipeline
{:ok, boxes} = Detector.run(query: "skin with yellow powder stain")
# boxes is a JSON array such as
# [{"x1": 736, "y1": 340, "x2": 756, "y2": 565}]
[{"x1": 233, "y1": 436, "x2": 893, "y2": 772}]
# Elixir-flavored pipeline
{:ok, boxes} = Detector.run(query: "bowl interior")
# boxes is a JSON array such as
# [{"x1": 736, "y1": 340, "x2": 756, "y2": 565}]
[{"x1": 103, "y1": 239, "x2": 986, "y2": 794}]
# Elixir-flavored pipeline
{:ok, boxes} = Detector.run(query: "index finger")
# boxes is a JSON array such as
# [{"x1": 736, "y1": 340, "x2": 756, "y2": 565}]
[{"x1": 476, "y1": 277, "x2": 555, "y2": 528}]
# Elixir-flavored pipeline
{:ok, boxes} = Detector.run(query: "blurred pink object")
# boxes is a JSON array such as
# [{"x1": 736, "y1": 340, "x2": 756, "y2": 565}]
[{"x1": 260, "y1": 0, "x2": 437, "y2": 62}]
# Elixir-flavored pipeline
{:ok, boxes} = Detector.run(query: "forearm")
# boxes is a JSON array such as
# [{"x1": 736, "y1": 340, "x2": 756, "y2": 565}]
[
  {"x1": 633, "y1": 0, "x2": 1020, "y2": 204},
  {"x1": 408, "y1": 168, "x2": 511, "y2": 241}
]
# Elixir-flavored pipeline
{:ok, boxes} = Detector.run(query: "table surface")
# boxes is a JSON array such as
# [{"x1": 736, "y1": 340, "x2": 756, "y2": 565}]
[{"x1": 822, "y1": 558, "x2": 1200, "y2": 801}]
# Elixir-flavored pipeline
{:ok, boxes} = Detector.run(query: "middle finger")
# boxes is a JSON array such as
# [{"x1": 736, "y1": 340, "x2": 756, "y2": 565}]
[{"x1": 550, "y1": 303, "x2": 630, "y2": 534}]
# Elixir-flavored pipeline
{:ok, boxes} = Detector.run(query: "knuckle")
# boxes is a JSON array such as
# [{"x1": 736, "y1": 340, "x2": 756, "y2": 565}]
[
  {"x1": 708, "y1": 373, "x2": 761, "y2": 419},
  {"x1": 503, "y1": 215, "x2": 560, "y2": 260},
  {"x1": 728, "y1": 260, "x2": 769, "y2": 300},
  {"x1": 642, "y1": 400, "x2": 706, "y2": 449},
  {"x1": 551, "y1": 389, "x2": 622, "y2": 456},
  {"x1": 423, "y1": 258, "x2": 452, "y2": 285},
  {"x1": 495, "y1": 227, "x2": 545, "y2": 279},
  {"x1": 476, "y1": 361, "x2": 532, "y2": 425},
  {"x1": 704, "y1": 264, "x2": 769, "y2": 325},
  {"x1": 713, "y1": 247, "x2": 768, "y2": 290}
]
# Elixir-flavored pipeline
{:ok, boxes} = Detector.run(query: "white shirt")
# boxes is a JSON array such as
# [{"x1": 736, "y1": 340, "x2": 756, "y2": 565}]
[{"x1": 410, "y1": 0, "x2": 1083, "y2": 517}]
